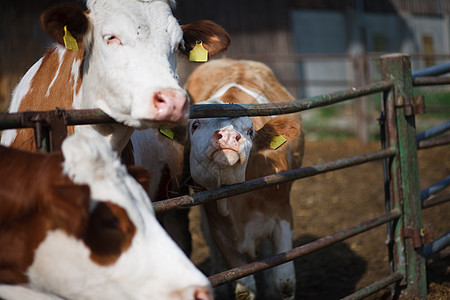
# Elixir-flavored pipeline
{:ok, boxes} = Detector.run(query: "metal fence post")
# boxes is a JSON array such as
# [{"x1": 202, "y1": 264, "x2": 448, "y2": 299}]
[{"x1": 381, "y1": 54, "x2": 427, "y2": 299}]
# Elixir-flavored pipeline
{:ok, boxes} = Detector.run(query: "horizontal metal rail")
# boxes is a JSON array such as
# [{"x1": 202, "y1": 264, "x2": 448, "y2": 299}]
[
  {"x1": 208, "y1": 210, "x2": 401, "y2": 286},
  {"x1": 341, "y1": 273, "x2": 404, "y2": 300},
  {"x1": 411, "y1": 62, "x2": 450, "y2": 79},
  {"x1": 420, "y1": 176, "x2": 450, "y2": 203},
  {"x1": 416, "y1": 121, "x2": 450, "y2": 143},
  {"x1": 424, "y1": 232, "x2": 450, "y2": 259},
  {"x1": 0, "y1": 109, "x2": 115, "y2": 130},
  {"x1": 190, "y1": 81, "x2": 392, "y2": 118},
  {"x1": 413, "y1": 76, "x2": 450, "y2": 86},
  {"x1": 0, "y1": 81, "x2": 392, "y2": 130},
  {"x1": 153, "y1": 147, "x2": 397, "y2": 213},
  {"x1": 417, "y1": 135, "x2": 450, "y2": 149},
  {"x1": 423, "y1": 192, "x2": 450, "y2": 209}
]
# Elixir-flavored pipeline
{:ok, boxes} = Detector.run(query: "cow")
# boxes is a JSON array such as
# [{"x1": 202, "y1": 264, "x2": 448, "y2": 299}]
[
  {"x1": 131, "y1": 126, "x2": 193, "y2": 255},
  {"x1": 0, "y1": 129, "x2": 213, "y2": 300},
  {"x1": 185, "y1": 58, "x2": 304, "y2": 300},
  {"x1": 0, "y1": 0, "x2": 230, "y2": 153}
]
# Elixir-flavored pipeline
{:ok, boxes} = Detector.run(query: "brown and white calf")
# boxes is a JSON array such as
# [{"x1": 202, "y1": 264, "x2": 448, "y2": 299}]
[
  {"x1": 185, "y1": 59, "x2": 304, "y2": 300},
  {"x1": 0, "y1": 130, "x2": 213, "y2": 300},
  {"x1": 1, "y1": 0, "x2": 230, "y2": 153}
]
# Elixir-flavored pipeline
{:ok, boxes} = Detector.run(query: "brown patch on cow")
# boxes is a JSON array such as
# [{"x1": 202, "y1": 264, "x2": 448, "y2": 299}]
[
  {"x1": 127, "y1": 165, "x2": 151, "y2": 195},
  {"x1": 0, "y1": 146, "x2": 90, "y2": 284},
  {"x1": 11, "y1": 44, "x2": 85, "y2": 152},
  {"x1": 186, "y1": 58, "x2": 294, "y2": 106},
  {"x1": 121, "y1": 140, "x2": 135, "y2": 165},
  {"x1": 181, "y1": 20, "x2": 231, "y2": 57},
  {"x1": 157, "y1": 164, "x2": 172, "y2": 201},
  {"x1": 83, "y1": 202, "x2": 136, "y2": 266}
]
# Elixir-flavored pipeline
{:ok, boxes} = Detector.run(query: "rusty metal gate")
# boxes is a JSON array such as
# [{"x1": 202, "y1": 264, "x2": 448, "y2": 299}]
[{"x1": 0, "y1": 53, "x2": 449, "y2": 299}]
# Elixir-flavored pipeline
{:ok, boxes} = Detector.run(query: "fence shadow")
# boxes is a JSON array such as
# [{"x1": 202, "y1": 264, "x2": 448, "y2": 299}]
[
  {"x1": 292, "y1": 234, "x2": 368, "y2": 300},
  {"x1": 195, "y1": 233, "x2": 367, "y2": 300}
]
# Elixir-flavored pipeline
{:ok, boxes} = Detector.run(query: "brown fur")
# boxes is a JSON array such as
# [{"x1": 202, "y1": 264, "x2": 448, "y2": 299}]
[
  {"x1": 11, "y1": 45, "x2": 84, "y2": 152},
  {"x1": 181, "y1": 20, "x2": 231, "y2": 57},
  {"x1": 40, "y1": 3, "x2": 88, "y2": 47},
  {"x1": 0, "y1": 145, "x2": 141, "y2": 283},
  {"x1": 83, "y1": 202, "x2": 136, "y2": 266},
  {"x1": 0, "y1": 146, "x2": 90, "y2": 283}
]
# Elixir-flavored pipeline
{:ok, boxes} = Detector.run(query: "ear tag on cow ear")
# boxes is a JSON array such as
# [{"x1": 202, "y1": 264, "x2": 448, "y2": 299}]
[
  {"x1": 270, "y1": 135, "x2": 287, "y2": 150},
  {"x1": 63, "y1": 26, "x2": 78, "y2": 51},
  {"x1": 160, "y1": 128, "x2": 174, "y2": 139},
  {"x1": 189, "y1": 40, "x2": 208, "y2": 62}
]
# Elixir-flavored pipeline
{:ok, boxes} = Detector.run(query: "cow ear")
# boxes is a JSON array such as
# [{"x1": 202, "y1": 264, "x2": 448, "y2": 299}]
[
  {"x1": 252, "y1": 117, "x2": 301, "y2": 152},
  {"x1": 127, "y1": 165, "x2": 151, "y2": 195},
  {"x1": 83, "y1": 202, "x2": 136, "y2": 266},
  {"x1": 40, "y1": 3, "x2": 88, "y2": 47},
  {"x1": 180, "y1": 20, "x2": 231, "y2": 58}
]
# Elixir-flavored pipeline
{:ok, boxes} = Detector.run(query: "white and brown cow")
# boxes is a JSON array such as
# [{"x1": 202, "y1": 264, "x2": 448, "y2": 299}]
[
  {"x1": 1, "y1": 0, "x2": 230, "y2": 153},
  {"x1": 0, "y1": 130, "x2": 213, "y2": 300},
  {"x1": 185, "y1": 58, "x2": 304, "y2": 300}
]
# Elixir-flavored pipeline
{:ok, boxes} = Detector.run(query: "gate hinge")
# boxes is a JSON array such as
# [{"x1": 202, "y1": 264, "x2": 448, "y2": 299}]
[
  {"x1": 403, "y1": 224, "x2": 433, "y2": 249},
  {"x1": 396, "y1": 95, "x2": 425, "y2": 116},
  {"x1": 412, "y1": 94, "x2": 426, "y2": 115}
]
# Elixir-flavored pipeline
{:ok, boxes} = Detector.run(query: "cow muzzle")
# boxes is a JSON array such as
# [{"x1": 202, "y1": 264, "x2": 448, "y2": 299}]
[
  {"x1": 152, "y1": 89, "x2": 189, "y2": 124},
  {"x1": 210, "y1": 128, "x2": 243, "y2": 167}
]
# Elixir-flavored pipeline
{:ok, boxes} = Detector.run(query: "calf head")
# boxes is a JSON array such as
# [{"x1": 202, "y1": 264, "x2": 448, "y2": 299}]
[
  {"x1": 189, "y1": 100, "x2": 300, "y2": 189},
  {"x1": 40, "y1": 0, "x2": 230, "y2": 128}
]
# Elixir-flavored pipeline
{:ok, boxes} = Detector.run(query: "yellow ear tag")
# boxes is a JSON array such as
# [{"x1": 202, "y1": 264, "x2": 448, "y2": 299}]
[
  {"x1": 270, "y1": 135, "x2": 287, "y2": 150},
  {"x1": 63, "y1": 26, "x2": 78, "y2": 51},
  {"x1": 189, "y1": 41, "x2": 208, "y2": 62},
  {"x1": 160, "y1": 128, "x2": 174, "y2": 139}
]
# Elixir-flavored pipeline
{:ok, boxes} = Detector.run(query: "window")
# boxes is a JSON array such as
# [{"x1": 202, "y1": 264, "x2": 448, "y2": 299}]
[{"x1": 423, "y1": 35, "x2": 435, "y2": 67}]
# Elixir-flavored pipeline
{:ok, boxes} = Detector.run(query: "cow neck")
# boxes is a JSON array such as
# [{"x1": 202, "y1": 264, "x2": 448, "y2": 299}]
[{"x1": 18, "y1": 45, "x2": 86, "y2": 112}]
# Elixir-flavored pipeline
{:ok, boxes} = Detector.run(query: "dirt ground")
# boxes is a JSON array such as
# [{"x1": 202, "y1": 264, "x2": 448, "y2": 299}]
[{"x1": 188, "y1": 138, "x2": 449, "y2": 300}]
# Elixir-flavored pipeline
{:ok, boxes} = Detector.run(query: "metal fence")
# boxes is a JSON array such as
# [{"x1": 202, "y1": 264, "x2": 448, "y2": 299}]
[{"x1": 0, "y1": 53, "x2": 448, "y2": 299}]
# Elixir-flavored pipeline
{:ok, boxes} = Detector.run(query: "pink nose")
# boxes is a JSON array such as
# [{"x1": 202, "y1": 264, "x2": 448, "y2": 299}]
[
  {"x1": 152, "y1": 89, "x2": 188, "y2": 123},
  {"x1": 193, "y1": 287, "x2": 213, "y2": 300},
  {"x1": 213, "y1": 128, "x2": 242, "y2": 148}
]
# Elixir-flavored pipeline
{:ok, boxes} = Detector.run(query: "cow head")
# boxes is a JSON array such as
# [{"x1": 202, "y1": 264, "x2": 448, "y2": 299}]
[
  {"x1": 40, "y1": 0, "x2": 230, "y2": 129},
  {"x1": 23, "y1": 129, "x2": 213, "y2": 300},
  {"x1": 189, "y1": 100, "x2": 300, "y2": 189}
]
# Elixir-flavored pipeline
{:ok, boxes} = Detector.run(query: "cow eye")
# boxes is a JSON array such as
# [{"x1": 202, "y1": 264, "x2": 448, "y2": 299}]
[
  {"x1": 247, "y1": 128, "x2": 254, "y2": 137},
  {"x1": 191, "y1": 120, "x2": 201, "y2": 133},
  {"x1": 104, "y1": 35, "x2": 122, "y2": 45}
]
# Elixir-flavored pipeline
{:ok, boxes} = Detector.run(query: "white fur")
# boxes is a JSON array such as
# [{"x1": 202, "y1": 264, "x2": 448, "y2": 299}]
[
  {"x1": 0, "y1": 58, "x2": 43, "y2": 146},
  {"x1": 1, "y1": 129, "x2": 212, "y2": 300},
  {"x1": 210, "y1": 82, "x2": 270, "y2": 104},
  {"x1": 80, "y1": 0, "x2": 185, "y2": 129},
  {"x1": 0, "y1": 285, "x2": 63, "y2": 300},
  {"x1": 131, "y1": 128, "x2": 184, "y2": 201}
]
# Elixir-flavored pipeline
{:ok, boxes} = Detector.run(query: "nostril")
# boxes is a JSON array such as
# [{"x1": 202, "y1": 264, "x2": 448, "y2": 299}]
[
  {"x1": 215, "y1": 131, "x2": 223, "y2": 140},
  {"x1": 154, "y1": 92, "x2": 167, "y2": 106},
  {"x1": 236, "y1": 134, "x2": 241, "y2": 142},
  {"x1": 193, "y1": 288, "x2": 212, "y2": 300}
]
